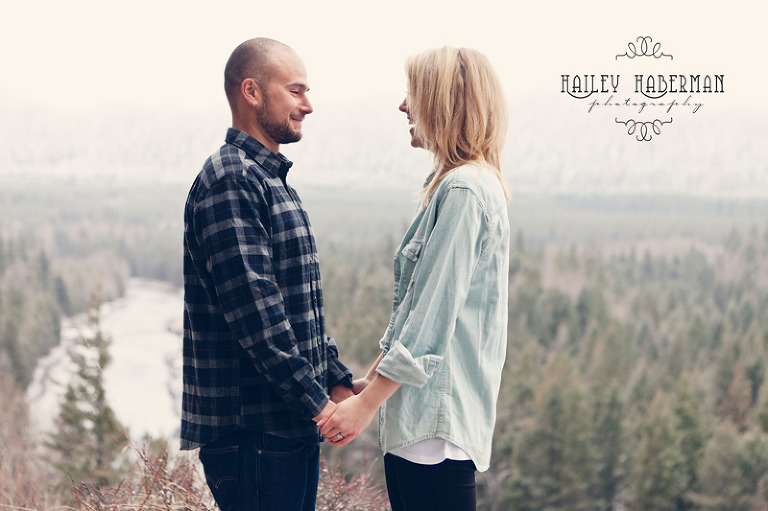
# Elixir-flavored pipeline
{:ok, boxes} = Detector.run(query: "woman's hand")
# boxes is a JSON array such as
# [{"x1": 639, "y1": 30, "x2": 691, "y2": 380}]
[
  {"x1": 319, "y1": 368, "x2": 402, "y2": 447},
  {"x1": 318, "y1": 394, "x2": 377, "y2": 447}
]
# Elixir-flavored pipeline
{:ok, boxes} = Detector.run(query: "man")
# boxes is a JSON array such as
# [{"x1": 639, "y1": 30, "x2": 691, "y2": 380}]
[{"x1": 181, "y1": 38, "x2": 354, "y2": 511}]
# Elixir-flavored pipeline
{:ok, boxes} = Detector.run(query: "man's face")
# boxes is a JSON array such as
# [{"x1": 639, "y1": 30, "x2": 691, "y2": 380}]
[{"x1": 256, "y1": 50, "x2": 313, "y2": 149}]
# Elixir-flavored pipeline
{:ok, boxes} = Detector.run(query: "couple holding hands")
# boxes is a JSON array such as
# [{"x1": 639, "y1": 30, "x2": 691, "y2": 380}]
[{"x1": 182, "y1": 37, "x2": 509, "y2": 511}]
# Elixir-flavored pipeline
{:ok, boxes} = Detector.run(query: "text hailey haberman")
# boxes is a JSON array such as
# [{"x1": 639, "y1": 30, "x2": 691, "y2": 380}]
[{"x1": 560, "y1": 36, "x2": 725, "y2": 142}]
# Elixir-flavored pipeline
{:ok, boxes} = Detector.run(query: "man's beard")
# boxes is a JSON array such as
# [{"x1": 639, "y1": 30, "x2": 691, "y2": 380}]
[{"x1": 256, "y1": 99, "x2": 302, "y2": 146}]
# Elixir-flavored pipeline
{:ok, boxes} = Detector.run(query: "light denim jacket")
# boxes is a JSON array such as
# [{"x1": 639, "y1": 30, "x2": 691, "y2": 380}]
[{"x1": 377, "y1": 163, "x2": 510, "y2": 472}]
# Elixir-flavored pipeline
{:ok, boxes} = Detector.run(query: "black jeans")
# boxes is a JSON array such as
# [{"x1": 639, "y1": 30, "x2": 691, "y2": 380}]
[
  {"x1": 384, "y1": 453, "x2": 477, "y2": 511},
  {"x1": 199, "y1": 430, "x2": 319, "y2": 511}
]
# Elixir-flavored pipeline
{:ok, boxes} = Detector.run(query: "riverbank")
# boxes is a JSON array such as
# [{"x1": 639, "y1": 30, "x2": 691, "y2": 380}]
[{"x1": 27, "y1": 278, "x2": 184, "y2": 445}]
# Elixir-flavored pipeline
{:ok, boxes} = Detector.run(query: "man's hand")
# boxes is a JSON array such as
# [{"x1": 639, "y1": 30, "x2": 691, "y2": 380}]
[
  {"x1": 330, "y1": 384, "x2": 355, "y2": 403},
  {"x1": 351, "y1": 377, "x2": 371, "y2": 395},
  {"x1": 312, "y1": 400, "x2": 337, "y2": 425}
]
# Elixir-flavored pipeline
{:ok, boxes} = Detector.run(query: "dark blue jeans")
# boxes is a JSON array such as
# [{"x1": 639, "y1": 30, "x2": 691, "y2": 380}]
[
  {"x1": 199, "y1": 430, "x2": 320, "y2": 511},
  {"x1": 384, "y1": 453, "x2": 477, "y2": 511}
]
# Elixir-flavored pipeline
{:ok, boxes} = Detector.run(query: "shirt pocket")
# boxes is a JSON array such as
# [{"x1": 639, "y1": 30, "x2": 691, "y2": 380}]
[{"x1": 399, "y1": 239, "x2": 424, "y2": 296}]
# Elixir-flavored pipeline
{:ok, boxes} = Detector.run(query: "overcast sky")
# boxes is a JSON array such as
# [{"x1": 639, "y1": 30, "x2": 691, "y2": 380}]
[
  {"x1": 2, "y1": 0, "x2": 766, "y2": 199},
  {"x1": 2, "y1": 0, "x2": 765, "y2": 113}
]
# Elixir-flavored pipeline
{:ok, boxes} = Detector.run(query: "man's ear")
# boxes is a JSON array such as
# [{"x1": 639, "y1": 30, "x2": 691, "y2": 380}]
[{"x1": 241, "y1": 78, "x2": 262, "y2": 108}]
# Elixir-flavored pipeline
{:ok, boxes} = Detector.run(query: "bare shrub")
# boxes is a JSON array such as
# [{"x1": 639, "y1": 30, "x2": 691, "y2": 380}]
[
  {"x1": 69, "y1": 440, "x2": 389, "y2": 511},
  {"x1": 0, "y1": 372, "x2": 59, "y2": 509},
  {"x1": 317, "y1": 460, "x2": 389, "y2": 511},
  {"x1": 71, "y1": 441, "x2": 214, "y2": 511}
]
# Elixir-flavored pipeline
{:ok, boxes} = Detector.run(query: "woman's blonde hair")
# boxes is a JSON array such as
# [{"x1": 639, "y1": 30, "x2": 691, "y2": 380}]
[{"x1": 405, "y1": 46, "x2": 509, "y2": 207}]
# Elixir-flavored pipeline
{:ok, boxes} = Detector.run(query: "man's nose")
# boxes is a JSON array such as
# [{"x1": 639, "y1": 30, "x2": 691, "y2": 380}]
[{"x1": 301, "y1": 97, "x2": 313, "y2": 115}]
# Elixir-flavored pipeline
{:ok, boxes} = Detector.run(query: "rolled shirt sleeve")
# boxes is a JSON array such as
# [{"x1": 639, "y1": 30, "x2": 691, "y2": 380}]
[
  {"x1": 325, "y1": 336, "x2": 354, "y2": 390},
  {"x1": 376, "y1": 340, "x2": 443, "y2": 387}
]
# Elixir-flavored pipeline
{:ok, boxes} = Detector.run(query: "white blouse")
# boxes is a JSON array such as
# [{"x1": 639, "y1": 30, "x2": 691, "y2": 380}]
[{"x1": 390, "y1": 437, "x2": 471, "y2": 465}]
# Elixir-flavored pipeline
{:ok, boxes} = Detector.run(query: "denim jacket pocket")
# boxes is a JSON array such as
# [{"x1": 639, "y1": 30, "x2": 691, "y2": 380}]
[
  {"x1": 401, "y1": 239, "x2": 423, "y2": 261},
  {"x1": 399, "y1": 240, "x2": 424, "y2": 296}
]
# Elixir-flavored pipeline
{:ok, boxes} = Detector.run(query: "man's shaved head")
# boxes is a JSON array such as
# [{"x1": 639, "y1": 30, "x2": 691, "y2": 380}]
[{"x1": 224, "y1": 38, "x2": 292, "y2": 110}]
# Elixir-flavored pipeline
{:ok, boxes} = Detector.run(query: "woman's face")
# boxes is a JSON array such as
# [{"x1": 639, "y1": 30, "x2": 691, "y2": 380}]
[{"x1": 399, "y1": 97, "x2": 423, "y2": 148}]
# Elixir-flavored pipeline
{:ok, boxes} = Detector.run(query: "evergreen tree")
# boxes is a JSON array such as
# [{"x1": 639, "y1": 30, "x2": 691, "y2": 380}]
[
  {"x1": 746, "y1": 357, "x2": 765, "y2": 407},
  {"x1": 576, "y1": 286, "x2": 608, "y2": 337},
  {"x1": 717, "y1": 362, "x2": 753, "y2": 431},
  {"x1": 691, "y1": 423, "x2": 768, "y2": 510},
  {"x1": 46, "y1": 305, "x2": 129, "y2": 493},
  {"x1": 713, "y1": 341, "x2": 741, "y2": 412},
  {"x1": 0, "y1": 284, "x2": 26, "y2": 384},
  {"x1": 509, "y1": 358, "x2": 597, "y2": 510},
  {"x1": 756, "y1": 382, "x2": 768, "y2": 434},
  {"x1": 672, "y1": 376, "x2": 706, "y2": 510},
  {"x1": 691, "y1": 422, "x2": 742, "y2": 510},
  {"x1": 0, "y1": 241, "x2": 66, "y2": 387},
  {"x1": 0, "y1": 236, "x2": 6, "y2": 274},
  {"x1": 590, "y1": 385, "x2": 626, "y2": 511},
  {"x1": 628, "y1": 390, "x2": 687, "y2": 510},
  {"x1": 736, "y1": 430, "x2": 768, "y2": 510},
  {"x1": 532, "y1": 289, "x2": 573, "y2": 348}
]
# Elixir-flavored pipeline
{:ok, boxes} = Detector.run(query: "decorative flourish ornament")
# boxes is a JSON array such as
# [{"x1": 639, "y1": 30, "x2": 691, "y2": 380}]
[
  {"x1": 616, "y1": 36, "x2": 674, "y2": 60},
  {"x1": 615, "y1": 118, "x2": 673, "y2": 142}
]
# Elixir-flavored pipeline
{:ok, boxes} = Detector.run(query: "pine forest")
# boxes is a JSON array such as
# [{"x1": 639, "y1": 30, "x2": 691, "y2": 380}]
[{"x1": 2, "y1": 177, "x2": 768, "y2": 509}]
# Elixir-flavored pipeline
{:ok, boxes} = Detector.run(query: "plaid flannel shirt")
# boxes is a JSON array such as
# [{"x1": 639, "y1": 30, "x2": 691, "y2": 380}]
[{"x1": 181, "y1": 128, "x2": 353, "y2": 450}]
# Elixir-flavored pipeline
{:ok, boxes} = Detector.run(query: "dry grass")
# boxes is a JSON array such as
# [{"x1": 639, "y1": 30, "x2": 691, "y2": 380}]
[
  {"x1": 316, "y1": 461, "x2": 389, "y2": 510},
  {"x1": 0, "y1": 373, "x2": 59, "y2": 510},
  {"x1": 2, "y1": 426, "x2": 388, "y2": 511},
  {"x1": 68, "y1": 443, "x2": 388, "y2": 511},
  {"x1": 3, "y1": 369, "x2": 388, "y2": 511},
  {"x1": 66, "y1": 441, "x2": 213, "y2": 511}
]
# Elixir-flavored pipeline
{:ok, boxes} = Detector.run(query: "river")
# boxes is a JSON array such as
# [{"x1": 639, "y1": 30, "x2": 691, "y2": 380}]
[{"x1": 27, "y1": 278, "x2": 184, "y2": 446}]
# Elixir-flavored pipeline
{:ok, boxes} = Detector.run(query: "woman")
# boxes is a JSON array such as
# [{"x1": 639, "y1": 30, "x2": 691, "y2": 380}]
[{"x1": 319, "y1": 46, "x2": 510, "y2": 510}]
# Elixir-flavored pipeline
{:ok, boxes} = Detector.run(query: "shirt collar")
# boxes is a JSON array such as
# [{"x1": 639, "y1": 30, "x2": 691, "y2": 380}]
[{"x1": 225, "y1": 128, "x2": 294, "y2": 181}]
